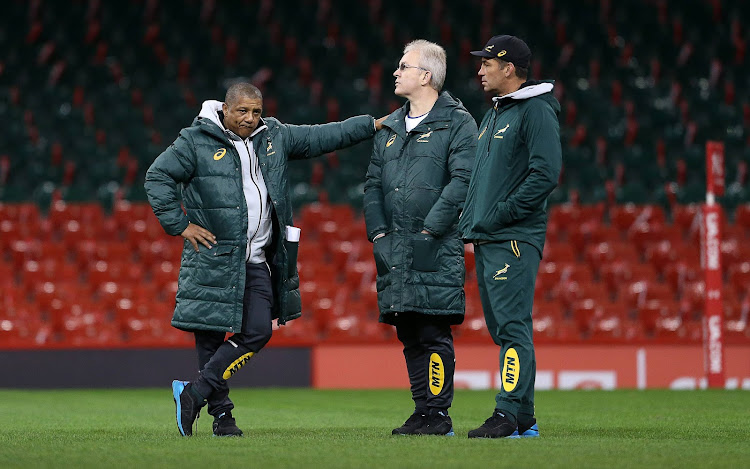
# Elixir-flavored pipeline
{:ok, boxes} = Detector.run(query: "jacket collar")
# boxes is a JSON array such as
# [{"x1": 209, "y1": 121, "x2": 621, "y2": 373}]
[{"x1": 383, "y1": 91, "x2": 462, "y2": 135}]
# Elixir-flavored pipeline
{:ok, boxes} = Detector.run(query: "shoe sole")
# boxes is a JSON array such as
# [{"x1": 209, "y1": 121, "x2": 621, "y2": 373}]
[
  {"x1": 415, "y1": 428, "x2": 455, "y2": 436},
  {"x1": 468, "y1": 431, "x2": 518, "y2": 439},
  {"x1": 172, "y1": 380, "x2": 189, "y2": 437}
]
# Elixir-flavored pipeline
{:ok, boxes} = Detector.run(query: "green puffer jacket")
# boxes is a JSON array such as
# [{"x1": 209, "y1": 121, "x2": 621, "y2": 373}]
[
  {"x1": 459, "y1": 80, "x2": 562, "y2": 257},
  {"x1": 363, "y1": 91, "x2": 477, "y2": 324},
  {"x1": 145, "y1": 113, "x2": 376, "y2": 332}
]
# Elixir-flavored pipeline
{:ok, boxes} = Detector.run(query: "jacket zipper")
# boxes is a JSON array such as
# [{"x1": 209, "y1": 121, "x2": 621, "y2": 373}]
[
  {"x1": 242, "y1": 139, "x2": 263, "y2": 260},
  {"x1": 396, "y1": 133, "x2": 413, "y2": 310}
]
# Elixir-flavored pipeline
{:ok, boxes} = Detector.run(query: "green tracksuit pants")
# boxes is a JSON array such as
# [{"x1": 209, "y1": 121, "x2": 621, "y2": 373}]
[{"x1": 474, "y1": 240, "x2": 540, "y2": 422}]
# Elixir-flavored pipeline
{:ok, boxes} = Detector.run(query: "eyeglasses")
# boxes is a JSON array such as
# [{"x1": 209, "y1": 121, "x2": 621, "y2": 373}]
[{"x1": 398, "y1": 63, "x2": 429, "y2": 72}]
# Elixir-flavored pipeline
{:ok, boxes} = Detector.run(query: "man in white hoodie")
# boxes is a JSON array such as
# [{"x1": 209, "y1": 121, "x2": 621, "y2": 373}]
[{"x1": 145, "y1": 83, "x2": 384, "y2": 437}]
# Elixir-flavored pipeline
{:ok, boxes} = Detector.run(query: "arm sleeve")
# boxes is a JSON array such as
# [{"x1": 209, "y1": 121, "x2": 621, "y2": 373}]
[
  {"x1": 283, "y1": 115, "x2": 377, "y2": 160},
  {"x1": 494, "y1": 101, "x2": 562, "y2": 225},
  {"x1": 422, "y1": 111, "x2": 478, "y2": 237},
  {"x1": 363, "y1": 135, "x2": 388, "y2": 241},
  {"x1": 143, "y1": 130, "x2": 196, "y2": 236}
]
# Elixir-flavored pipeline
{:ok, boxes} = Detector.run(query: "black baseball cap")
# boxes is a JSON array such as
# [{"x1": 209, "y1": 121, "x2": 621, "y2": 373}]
[{"x1": 470, "y1": 35, "x2": 532, "y2": 68}]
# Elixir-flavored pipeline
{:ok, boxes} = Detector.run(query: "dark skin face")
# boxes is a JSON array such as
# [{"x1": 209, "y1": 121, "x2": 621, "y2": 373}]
[{"x1": 222, "y1": 96, "x2": 263, "y2": 139}]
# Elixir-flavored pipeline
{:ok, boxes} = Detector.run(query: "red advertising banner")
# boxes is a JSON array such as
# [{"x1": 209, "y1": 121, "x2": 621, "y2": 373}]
[
  {"x1": 705, "y1": 141, "x2": 725, "y2": 196},
  {"x1": 312, "y1": 343, "x2": 750, "y2": 390},
  {"x1": 701, "y1": 203, "x2": 725, "y2": 388}
]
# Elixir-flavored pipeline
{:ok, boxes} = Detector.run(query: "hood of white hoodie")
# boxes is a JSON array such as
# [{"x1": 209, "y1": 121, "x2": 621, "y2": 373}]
[
  {"x1": 198, "y1": 100, "x2": 267, "y2": 140},
  {"x1": 492, "y1": 82, "x2": 554, "y2": 103}
]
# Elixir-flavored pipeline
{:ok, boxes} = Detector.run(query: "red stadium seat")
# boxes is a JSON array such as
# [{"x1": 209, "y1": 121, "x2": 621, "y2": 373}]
[
  {"x1": 556, "y1": 279, "x2": 608, "y2": 309},
  {"x1": 627, "y1": 221, "x2": 666, "y2": 252},
  {"x1": 532, "y1": 299, "x2": 565, "y2": 343},
  {"x1": 610, "y1": 204, "x2": 665, "y2": 232},
  {"x1": 724, "y1": 317, "x2": 750, "y2": 343},
  {"x1": 330, "y1": 240, "x2": 356, "y2": 270},
  {"x1": 672, "y1": 204, "x2": 701, "y2": 232},
  {"x1": 96, "y1": 241, "x2": 134, "y2": 263},
  {"x1": 734, "y1": 204, "x2": 750, "y2": 234},
  {"x1": 662, "y1": 260, "x2": 700, "y2": 293},
  {"x1": 543, "y1": 241, "x2": 577, "y2": 263},
  {"x1": 465, "y1": 283, "x2": 483, "y2": 318},
  {"x1": 568, "y1": 221, "x2": 620, "y2": 253},
  {"x1": 536, "y1": 261, "x2": 566, "y2": 297},
  {"x1": 323, "y1": 315, "x2": 361, "y2": 342},
  {"x1": 637, "y1": 299, "x2": 680, "y2": 333},
  {"x1": 272, "y1": 317, "x2": 318, "y2": 344},
  {"x1": 584, "y1": 241, "x2": 639, "y2": 273},
  {"x1": 151, "y1": 260, "x2": 180, "y2": 289},
  {"x1": 457, "y1": 316, "x2": 491, "y2": 343},
  {"x1": 644, "y1": 240, "x2": 691, "y2": 275},
  {"x1": 653, "y1": 317, "x2": 702, "y2": 343},
  {"x1": 728, "y1": 262, "x2": 750, "y2": 299},
  {"x1": 600, "y1": 260, "x2": 633, "y2": 295},
  {"x1": 618, "y1": 280, "x2": 675, "y2": 309},
  {"x1": 560, "y1": 263, "x2": 595, "y2": 284},
  {"x1": 344, "y1": 260, "x2": 374, "y2": 292}
]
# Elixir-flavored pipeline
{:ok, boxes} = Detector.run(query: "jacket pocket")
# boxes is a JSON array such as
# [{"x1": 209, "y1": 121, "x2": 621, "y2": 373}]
[
  {"x1": 373, "y1": 235, "x2": 392, "y2": 276},
  {"x1": 412, "y1": 234, "x2": 439, "y2": 272},
  {"x1": 284, "y1": 240, "x2": 299, "y2": 278},
  {"x1": 194, "y1": 244, "x2": 236, "y2": 288}
]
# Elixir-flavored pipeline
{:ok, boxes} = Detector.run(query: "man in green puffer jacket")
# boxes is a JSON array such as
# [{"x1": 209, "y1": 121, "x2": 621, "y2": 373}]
[
  {"x1": 364, "y1": 40, "x2": 477, "y2": 436},
  {"x1": 145, "y1": 82, "x2": 383, "y2": 437},
  {"x1": 459, "y1": 35, "x2": 562, "y2": 439}
]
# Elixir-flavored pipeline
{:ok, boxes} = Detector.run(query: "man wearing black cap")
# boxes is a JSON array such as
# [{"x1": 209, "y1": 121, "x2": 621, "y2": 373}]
[{"x1": 459, "y1": 35, "x2": 562, "y2": 439}]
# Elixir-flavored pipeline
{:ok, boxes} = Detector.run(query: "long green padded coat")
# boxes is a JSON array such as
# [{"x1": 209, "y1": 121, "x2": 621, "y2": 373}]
[
  {"x1": 363, "y1": 92, "x2": 477, "y2": 325},
  {"x1": 145, "y1": 113, "x2": 375, "y2": 332}
]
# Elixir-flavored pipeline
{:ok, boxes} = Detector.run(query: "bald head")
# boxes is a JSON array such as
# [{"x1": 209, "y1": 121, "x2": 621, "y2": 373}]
[{"x1": 225, "y1": 83, "x2": 263, "y2": 106}]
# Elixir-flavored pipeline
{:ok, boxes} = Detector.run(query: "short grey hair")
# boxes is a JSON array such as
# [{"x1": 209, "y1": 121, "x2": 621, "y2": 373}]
[
  {"x1": 225, "y1": 82, "x2": 262, "y2": 105},
  {"x1": 404, "y1": 40, "x2": 446, "y2": 92}
]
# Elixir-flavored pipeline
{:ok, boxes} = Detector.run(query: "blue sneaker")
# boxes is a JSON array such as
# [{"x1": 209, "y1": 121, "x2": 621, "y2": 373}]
[
  {"x1": 508, "y1": 419, "x2": 540, "y2": 439},
  {"x1": 172, "y1": 380, "x2": 205, "y2": 437}
]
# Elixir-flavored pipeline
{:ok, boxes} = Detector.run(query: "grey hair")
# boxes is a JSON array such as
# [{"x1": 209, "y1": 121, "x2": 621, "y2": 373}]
[
  {"x1": 225, "y1": 82, "x2": 263, "y2": 105},
  {"x1": 404, "y1": 39, "x2": 446, "y2": 92}
]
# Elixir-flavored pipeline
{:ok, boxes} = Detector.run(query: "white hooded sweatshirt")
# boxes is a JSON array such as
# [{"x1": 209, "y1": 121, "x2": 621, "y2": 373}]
[{"x1": 198, "y1": 100, "x2": 272, "y2": 264}]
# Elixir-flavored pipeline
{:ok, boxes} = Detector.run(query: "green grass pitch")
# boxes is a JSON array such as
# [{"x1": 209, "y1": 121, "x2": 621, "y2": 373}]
[{"x1": 0, "y1": 389, "x2": 748, "y2": 468}]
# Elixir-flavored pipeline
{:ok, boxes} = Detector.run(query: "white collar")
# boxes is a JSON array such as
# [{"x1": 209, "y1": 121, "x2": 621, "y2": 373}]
[{"x1": 492, "y1": 82, "x2": 554, "y2": 103}]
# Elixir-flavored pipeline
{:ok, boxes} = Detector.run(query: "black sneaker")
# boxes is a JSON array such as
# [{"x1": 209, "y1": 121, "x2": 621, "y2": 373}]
[
  {"x1": 414, "y1": 409, "x2": 455, "y2": 436},
  {"x1": 467, "y1": 410, "x2": 516, "y2": 438},
  {"x1": 213, "y1": 411, "x2": 243, "y2": 437},
  {"x1": 172, "y1": 380, "x2": 206, "y2": 437},
  {"x1": 392, "y1": 412, "x2": 426, "y2": 435}
]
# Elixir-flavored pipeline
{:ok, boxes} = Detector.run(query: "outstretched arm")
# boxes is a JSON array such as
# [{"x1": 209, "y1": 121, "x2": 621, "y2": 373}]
[{"x1": 283, "y1": 115, "x2": 378, "y2": 160}]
